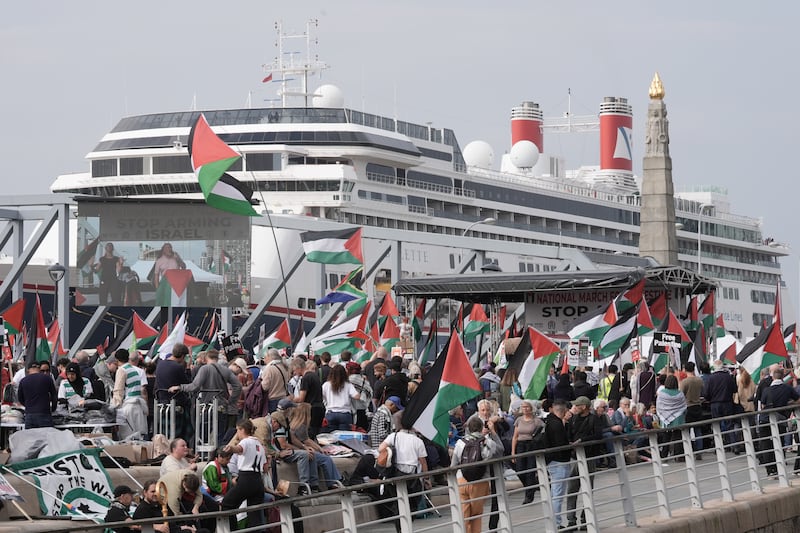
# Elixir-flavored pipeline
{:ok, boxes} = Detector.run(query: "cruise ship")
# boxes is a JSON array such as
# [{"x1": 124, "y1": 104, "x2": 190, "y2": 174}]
[{"x1": 48, "y1": 24, "x2": 791, "y2": 343}]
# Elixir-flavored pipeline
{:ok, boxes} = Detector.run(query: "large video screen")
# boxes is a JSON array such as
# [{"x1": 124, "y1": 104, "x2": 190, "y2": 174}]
[{"x1": 75, "y1": 200, "x2": 252, "y2": 308}]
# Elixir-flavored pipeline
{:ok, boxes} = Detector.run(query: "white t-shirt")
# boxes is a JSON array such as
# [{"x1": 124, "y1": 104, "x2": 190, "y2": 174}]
[
  {"x1": 236, "y1": 436, "x2": 266, "y2": 473},
  {"x1": 382, "y1": 430, "x2": 427, "y2": 473},
  {"x1": 322, "y1": 381, "x2": 358, "y2": 413}
]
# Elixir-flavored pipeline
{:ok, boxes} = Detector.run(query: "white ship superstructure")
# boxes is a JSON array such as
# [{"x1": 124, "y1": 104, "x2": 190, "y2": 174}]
[{"x1": 50, "y1": 25, "x2": 790, "y2": 340}]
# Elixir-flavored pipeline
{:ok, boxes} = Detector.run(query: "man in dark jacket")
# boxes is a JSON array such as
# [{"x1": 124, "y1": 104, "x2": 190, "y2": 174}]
[
  {"x1": 757, "y1": 367, "x2": 799, "y2": 475},
  {"x1": 18, "y1": 362, "x2": 57, "y2": 429},
  {"x1": 702, "y1": 360, "x2": 739, "y2": 451},
  {"x1": 544, "y1": 400, "x2": 572, "y2": 529},
  {"x1": 566, "y1": 396, "x2": 602, "y2": 529},
  {"x1": 572, "y1": 370, "x2": 596, "y2": 400},
  {"x1": 374, "y1": 357, "x2": 408, "y2": 405}
]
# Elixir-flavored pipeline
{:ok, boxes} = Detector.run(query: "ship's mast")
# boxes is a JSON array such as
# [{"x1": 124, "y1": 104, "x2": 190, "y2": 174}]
[{"x1": 266, "y1": 19, "x2": 329, "y2": 108}]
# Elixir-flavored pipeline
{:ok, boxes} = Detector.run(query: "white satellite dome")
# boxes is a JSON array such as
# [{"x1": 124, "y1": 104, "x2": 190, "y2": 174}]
[
  {"x1": 510, "y1": 140, "x2": 540, "y2": 169},
  {"x1": 312, "y1": 84, "x2": 345, "y2": 108},
  {"x1": 463, "y1": 141, "x2": 495, "y2": 168}
]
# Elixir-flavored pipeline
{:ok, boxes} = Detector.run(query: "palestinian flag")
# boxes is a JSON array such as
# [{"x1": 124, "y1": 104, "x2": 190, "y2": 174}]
[
  {"x1": 310, "y1": 313, "x2": 361, "y2": 352},
  {"x1": 24, "y1": 295, "x2": 50, "y2": 366},
  {"x1": 637, "y1": 297, "x2": 655, "y2": 336},
  {"x1": 699, "y1": 292, "x2": 715, "y2": 331},
  {"x1": 155, "y1": 270, "x2": 194, "y2": 307},
  {"x1": 403, "y1": 330, "x2": 481, "y2": 447},
  {"x1": 648, "y1": 292, "x2": 668, "y2": 328},
  {"x1": 418, "y1": 321, "x2": 438, "y2": 366},
  {"x1": 616, "y1": 278, "x2": 645, "y2": 313},
  {"x1": 76, "y1": 236, "x2": 101, "y2": 270},
  {"x1": 258, "y1": 319, "x2": 292, "y2": 357},
  {"x1": 684, "y1": 296, "x2": 700, "y2": 331},
  {"x1": 715, "y1": 314, "x2": 727, "y2": 338},
  {"x1": 1, "y1": 299, "x2": 25, "y2": 335},
  {"x1": 509, "y1": 326, "x2": 561, "y2": 400},
  {"x1": 209, "y1": 250, "x2": 232, "y2": 274},
  {"x1": 650, "y1": 309, "x2": 689, "y2": 373},
  {"x1": 687, "y1": 323, "x2": 707, "y2": 367},
  {"x1": 46, "y1": 319, "x2": 65, "y2": 359},
  {"x1": 463, "y1": 304, "x2": 490, "y2": 343},
  {"x1": 300, "y1": 227, "x2": 363, "y2": 265},
  {"x1": 784, "y1": 324, "x2": 796, "y2": 354},
  {"x1": 718, "y1": 334, "x2": 741, "y2": 365},
  {"x1": 157, "y1": 313, "x2": 187, "y2": 360},
  {"x1": 292, "y1": 316, "x2": 307, "y2": 355},
  {"x1": 568, "y1": 300, "x2": 618, "y2": 347},
  {"x1": 737, "y1": 322, "x2": 788, "y2": 384},
  {"x1": 95, "y1": 336, "x2": 109, "y2": 357},
  {"x1": 411, "y1": 299, "x2": 426, "y2": 343},
  {"x1": 132, "y1": 312, "x2": 159, "y2": 349},
  {"x1": 184, "y1": 333, "x2": 205, "y2": 351},
  {"x1": 188, "y1": 114, "x2": 258, "y2": 216},
  {"x1": 380, "y1": 317, "x2": 401, "y2": 350},
  {"x1": 597, "y1": 305, "x2": 638, "y2": 359},
  {"x1": 378, "y1": 292, "x2": 400, "y2": 317},
  {"x1": 317, "y1": 267, "x2": 366, "y2": 305}
]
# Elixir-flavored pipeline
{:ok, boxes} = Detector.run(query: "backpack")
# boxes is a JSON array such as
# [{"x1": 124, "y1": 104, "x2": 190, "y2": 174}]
[
  {"x1": 459, "y1": 436, "x2": 487, "y2": 482},
  {"x1": 530, "y1": 425, "x2": 546, "y2": 450},
  {"x1": 244, "y1": 378, "x2": 266, "y2": 417}
]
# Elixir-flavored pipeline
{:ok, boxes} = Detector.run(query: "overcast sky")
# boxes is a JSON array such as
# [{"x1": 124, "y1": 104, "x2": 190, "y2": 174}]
[{"x1": 3, "y1": 1, "x2": 798, "y2": 313}]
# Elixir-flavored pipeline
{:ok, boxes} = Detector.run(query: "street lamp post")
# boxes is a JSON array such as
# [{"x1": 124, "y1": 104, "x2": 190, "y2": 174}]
[
  {"x1": 462, "y1": 217, "x2": 496, "y2": 237},
  {"x1": 48, "y1": 262, "x2": 66, "y2": 320},
  {"x1": 697, "y1": 204, "x2": 712, "y2": 274}
]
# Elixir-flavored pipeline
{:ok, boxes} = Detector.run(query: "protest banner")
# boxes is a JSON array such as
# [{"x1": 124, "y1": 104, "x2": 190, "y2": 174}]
[{"x1": 7, "y1": 448, "x2": 113, "y2": 517}]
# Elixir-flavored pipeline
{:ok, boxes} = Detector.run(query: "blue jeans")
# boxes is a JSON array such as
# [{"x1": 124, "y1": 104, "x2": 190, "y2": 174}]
[
  {"x1": 24, "y1": 412, "x2": 53, "y2": 429},
  {"x1": 283, "y1": 450, "x2": 318, "y2": 486},
  {"x1": 547, "y1": 460, "x2": 571, "y2": 527},
  {"x1": 313, "y1": 452, "x2": 342, "y2": 488},
  {"x1": 325, "y1": 411, "x2": 353, "y2": 432}
]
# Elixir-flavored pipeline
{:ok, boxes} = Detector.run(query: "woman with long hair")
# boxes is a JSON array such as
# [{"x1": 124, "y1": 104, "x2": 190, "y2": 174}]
[
  {"x1": 222, "y1": 419, "x2": 267, "y2": 531},
  {"x1": 511, "y1": 399, "x2": 543, "y2": 504},
  {"x1": 289, "y1": 403, "x2": 344, "y2": 489},
  {"x1": 322, "y1": 364, "x2": 360, "y2": 431}
]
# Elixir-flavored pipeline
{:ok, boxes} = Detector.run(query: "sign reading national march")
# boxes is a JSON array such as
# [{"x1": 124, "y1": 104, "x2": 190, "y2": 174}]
[{"x1": 7, "y1": 448, "x2": 113, "y2": 517}]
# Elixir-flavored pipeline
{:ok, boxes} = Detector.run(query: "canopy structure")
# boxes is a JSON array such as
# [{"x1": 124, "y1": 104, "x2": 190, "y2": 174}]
[{"x1": 392, "y1": 266, "x2": 717, "y2": 304}]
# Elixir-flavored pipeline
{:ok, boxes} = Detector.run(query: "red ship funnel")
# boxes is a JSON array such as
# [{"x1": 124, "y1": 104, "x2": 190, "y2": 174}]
[
  {"x1": 511, "y1": 101, "x2": 543, "y2": 152},
  {"x1": 599, "y1": 97, "x2": 633, "y2": 171}
]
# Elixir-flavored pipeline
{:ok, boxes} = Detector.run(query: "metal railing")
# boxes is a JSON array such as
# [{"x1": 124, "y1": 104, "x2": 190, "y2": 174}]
[
  {"x1": 155, "y1": 391, "x2": 222, "y2": 461},
  {"x1": 50, "y1": 405, "x2": 800, "y2": 533}
]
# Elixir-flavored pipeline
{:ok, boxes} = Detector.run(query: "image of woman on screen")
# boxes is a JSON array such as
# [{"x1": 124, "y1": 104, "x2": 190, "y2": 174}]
[
  {"x1": 92, "y1": 242, "x2": 123, "y2": 305},
  {"x1": 153, "y1": 242, "x2": 185, "y2": 289}
]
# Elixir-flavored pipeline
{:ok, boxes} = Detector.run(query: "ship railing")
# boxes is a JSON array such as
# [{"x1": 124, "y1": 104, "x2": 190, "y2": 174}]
[
  {"x1": 466, "y1": 166, "x2": 632, "y2": 204},
  {"x1": 407, "y1": 204, "x2": 434, "y2": 216},
  {"x1": 365, "y1": 171, "x2": 476, "y2": 198},
  {"x1": 67, "y1": 406, "x2": 800, "y2": 533}
]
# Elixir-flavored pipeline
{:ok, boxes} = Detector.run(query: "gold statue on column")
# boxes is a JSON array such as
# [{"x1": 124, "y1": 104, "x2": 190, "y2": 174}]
[{"x1": 649, "y1": 72, "x2": 665, "y2": 100}]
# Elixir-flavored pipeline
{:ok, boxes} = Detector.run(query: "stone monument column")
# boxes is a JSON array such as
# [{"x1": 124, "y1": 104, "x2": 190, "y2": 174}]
[{"x1": 639, "y1": 72, "x2": 679, "y2": 266}]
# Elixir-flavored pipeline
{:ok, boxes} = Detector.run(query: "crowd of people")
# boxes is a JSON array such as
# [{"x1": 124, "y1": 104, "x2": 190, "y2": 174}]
[{"x1": 9, "y1": 338, "x2": 800, "y2": 532}]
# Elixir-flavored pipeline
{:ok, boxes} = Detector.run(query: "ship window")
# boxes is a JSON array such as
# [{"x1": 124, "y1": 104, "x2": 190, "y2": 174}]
[
  {"x1": 297, "y1": 298, "x2": 306, "y2": 309},
  {"x1": 246, "y1": 153, "x2": 280, "y2": 171},
  {"x1": 752, "y1": 313, "x2": 772, "y2": 327},
  {"x1": 152, "y1": 155, "x2": 192, "y2": 174},
  {"x1": 750, "y1": 290, "x2": 775, "y2": 305},
  {"x1": 119, "y1": 157, "x2": 144, "y2": 176},
  {"x1": 91, "y1": 159, "x2": 117, "y2": 177}
]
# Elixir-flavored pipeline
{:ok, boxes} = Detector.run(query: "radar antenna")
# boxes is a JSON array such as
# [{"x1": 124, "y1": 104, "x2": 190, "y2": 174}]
[{"x1": 264, "y1": 19, "x2": 329, "y2": 107}]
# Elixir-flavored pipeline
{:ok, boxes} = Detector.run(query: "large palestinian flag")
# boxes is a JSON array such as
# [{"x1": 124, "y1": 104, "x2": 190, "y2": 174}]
[
  {"x1": 509, "y1": 326, "x2": 561, "y2": 400},
  {"x1": 155, "y1": 270, "x2": 194, "y2": 306},
  {"x1": 188, "y1": 114, "x2": 258, "y2": 216},
  {"x1": 24, "y1": 295, "x2": 50, "y2": 366},
  {"x1": 0, "y1": 298, "x2": 25, "y2": 335},
  {"x1": 737, "y1": 322, "x2": 788, "y2": 383},
  {"x1": 403, "y1": 331, "x2": 481, "y2": 447},
  {"x1": 300, "y1": 228, "x2": 363, "y2": 265}
]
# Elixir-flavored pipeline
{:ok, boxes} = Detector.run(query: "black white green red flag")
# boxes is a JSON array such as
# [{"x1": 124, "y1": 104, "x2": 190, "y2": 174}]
[
  {"x1": 300, "y1": 228, "x2": 363, "y2": 265},
  {"x1": 402, "y1": 330, "x2": 481, "y2": 447},
  {"x1": 510, "y1": 326, "x2": 561, "y2": 400},
  {"x1": 188, "y1": 114, "x2": 258, "y2": 216},
  {"x1": 0, "y1": 298, "x2": 25, "y2": 335},
  {"x1": 737, "y1": 322, "x2": 788, "y2": 383}
]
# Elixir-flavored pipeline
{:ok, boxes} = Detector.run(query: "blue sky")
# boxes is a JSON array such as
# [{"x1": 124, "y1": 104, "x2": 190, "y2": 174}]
[{"x1": 2, "y1": 1, "x2": 798, "y2": 314}]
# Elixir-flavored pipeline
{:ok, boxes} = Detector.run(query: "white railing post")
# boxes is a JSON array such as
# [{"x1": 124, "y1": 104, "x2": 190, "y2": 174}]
[
  {"x1": 395, "y1": 477, "x2": 413, "y2": 533},
  {"x1": 491, "y1": 459, "x2": 512, "y2": 532},
  {"x1": 711, "y1": 420, "x2": 734, "y2": 502},
  {"x1": 769, "y1": 412, "x2": 790, "y2": 487},
  {"x1": 535, "y1": 452, "x2": 557, "y2": 533},
  {"x1": 740, "y1": 415, "x2": 763, "y2": 493},
  {"x1": 278, "y1": 502, "x2": 296, "y2": 533},
  {"x1": 647, "y1": 432, "x2": 671, "y2": 518},
  {"x1": 612, "y1": 439, "x2": 637, "y2": 527},
  {"x1": 574, "y1": 445, "x2": 597, "y2": 532},
  {"x1": 681, "y1": 427, "x2": 703, "y2": 509},
  {"x1": 339, "y1": 490, "x2": 358, "y2": 533}
]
